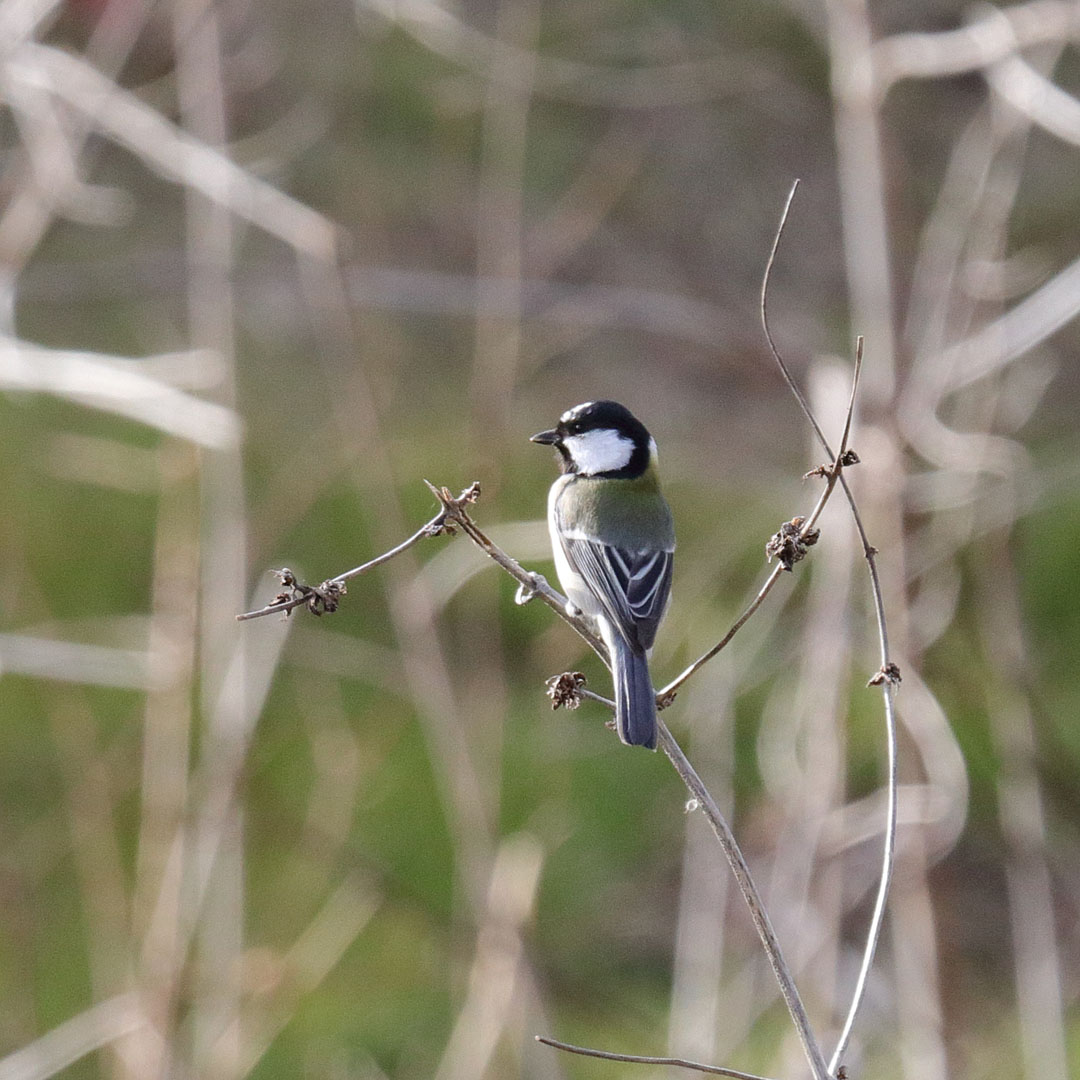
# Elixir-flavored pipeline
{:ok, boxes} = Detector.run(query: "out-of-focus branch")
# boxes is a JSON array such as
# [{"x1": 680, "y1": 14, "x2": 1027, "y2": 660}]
[
  {"x1": 871, "y1": 1, "x2": 1080, "y2": 92},
  {"x1": 987, "y1": 49, "x2": 1080, "y2": 148},
  {"x1": 357, "y1": 0, "x2": 773, "y2": 109},
  {"x1": 0, "y1": 338, "x2": 239, "y2": 448},
  {"x1": 919, "y1": 248, "x2": 1080, "y2": 397},
  {"x1": 4, "y1": 43, "x2": 338, "y2": 259},
  {"x1": 0, "y1": 993, "x2": 148, "y2": 1080},
  {"x1": 825, "y1": 0, "x2": 897, "y2": 407},
  {"x1": 0, "y1": 0, "x2": 64, "y2": 55},
  {"x1": 433, "y1": 836, "x2": 544, "y2": 1080}
]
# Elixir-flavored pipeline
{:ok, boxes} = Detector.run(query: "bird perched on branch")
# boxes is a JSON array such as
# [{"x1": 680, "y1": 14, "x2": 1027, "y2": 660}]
[{"x1": 531, "y1": 401, "x2": 675, "y2": 749}]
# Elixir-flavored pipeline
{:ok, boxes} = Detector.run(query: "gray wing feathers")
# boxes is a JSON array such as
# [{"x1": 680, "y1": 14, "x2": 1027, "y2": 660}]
[{"x1": 562, "y1": 537, "x2": 672, "y2": 651}]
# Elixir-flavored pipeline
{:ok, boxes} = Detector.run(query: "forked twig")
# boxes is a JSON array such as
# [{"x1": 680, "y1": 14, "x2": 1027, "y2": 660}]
[
  {"x1": 262, "y1": 475, "x2": 830, "y2": 1073},
  {"x1": 759, "y1": 180, "x2": 901, "y2": 1073},
  {"x1": 658, "y1": 339, "x2": 862, "y2": 705},
  {"x1": 535, "y1": 1035, "x2": 779, "y2": 1080},
  {"x1": 418, "y1": 491, "x2": 830, "y2": 1080},
  {"x1": 235, "y1": 484, "x2": 483, "y2": 621}
]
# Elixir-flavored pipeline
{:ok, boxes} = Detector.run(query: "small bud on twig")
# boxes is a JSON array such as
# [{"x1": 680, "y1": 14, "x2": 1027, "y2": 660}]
[
  {"x1": 868, "y1": 662, "x2": 902, "y2": 688},
  {"x1": 803, "y1": 448, "x2": 860, "y2": 479},
  {"x1": 546, "y1": 671, "x2": 587, "y2": 711},
  {"x1": 265, "y1": 568, "x2": 347, "y2": 617},
  {"x1": 236, "y1": 483, "x2": 482, "y2": 621},
  {"x1": 765, "y1": 517, "x2": 820, "y2": 571}
]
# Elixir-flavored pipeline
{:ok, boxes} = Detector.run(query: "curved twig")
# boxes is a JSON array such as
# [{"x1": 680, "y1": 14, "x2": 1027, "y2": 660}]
[
  {"x1": 658, "y1": 341, "x2": 862, "y2": 704},
  {"x1": 536, "y1": 1035, "x2": 780, "y2": 1080},
  {"x1": 759, "y1": 181, "x2": 900, "y2": 1073}
]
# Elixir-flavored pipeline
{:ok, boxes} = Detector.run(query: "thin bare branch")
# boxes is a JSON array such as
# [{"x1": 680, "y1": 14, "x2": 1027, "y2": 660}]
[
  {"x1": 656, "y1": 720, "x2": 830, "y2": 1080},
  {"x1": 236, "y1": 483, "x2": 481, "y2": 621},
  {"x1": 824, "y1": 471, "x2": 899, "y2": 1076},
  {"x1": 659, "y1": 563, "x2": 785, "y2": 705},
  {"x1": 7, "y1": 43, "x2": 338, "y2": 259},
  {"x1": 761, "y1": 179, "x2": 831, "y2": 452},
  {"x1": 535, "y1": 1035, "x2": 779, "y2": 1080},
  {"x1": 237, "y1": 477, "x2": 609, "y2": 652},
  {"x1": 425, "y1": 482, "x2": 609, "y2": 659},
  {"x1": 765, "y1": 322, "x2": 897, "y2": 1079}
]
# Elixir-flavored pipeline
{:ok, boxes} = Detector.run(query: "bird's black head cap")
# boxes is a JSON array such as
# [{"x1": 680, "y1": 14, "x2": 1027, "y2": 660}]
[{"x1": 531, "y1": 400, "x2": 653, "y2": 478}]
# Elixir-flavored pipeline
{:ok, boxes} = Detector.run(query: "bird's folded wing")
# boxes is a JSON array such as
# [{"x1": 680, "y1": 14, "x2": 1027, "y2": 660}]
[{"x1": 561, "y1": 536, "x2": 672, "y2": 651}]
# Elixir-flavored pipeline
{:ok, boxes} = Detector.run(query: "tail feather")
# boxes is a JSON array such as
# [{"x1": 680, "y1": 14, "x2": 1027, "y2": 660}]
[{"x1": 613, "y1": 639, "x2": 658, "y2": 750}]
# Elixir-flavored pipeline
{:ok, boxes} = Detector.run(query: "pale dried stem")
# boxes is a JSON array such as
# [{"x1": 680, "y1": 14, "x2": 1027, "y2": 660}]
[
  {"x1": 979, "y1": 555, "x2": 1068, "y2": 1080},
  {"x1": 6, "y1": 43, "x2": 337, "y2": 259},
  {"x1": 880, "y1": 14, "x2": 1070, "y2": 1075},
  {"x1": 356, "y1": 0, "x2": 771, "y2": 109},
  {"x1": 433, "y1": 836, "x2": 544, "y2": 1080},
  {"x1": 667, "y1": 666, "x2": 735, "y2": 1064},
  {"x1": 171, "y1": 6, "x2": 252, "y2": 1073},
  {"x1": 871, "y1": 1, "x2": 1080, "y2": 91},
  {"x1": 0, "y1": 994, "x2": 148, "y2": 1080},
  {"x1": 211, "y1": 876, "x2": 382, "y2": 1080},
  {"x1": 897, "y1": 49, "x2": 1066, "y2": 1073},
  {"x1": 132, "y1": 446, "x2": 201, "y2": 1080},
  {"x1": 536, "y1": 1035, "x2": 779, "y2": 1080}
]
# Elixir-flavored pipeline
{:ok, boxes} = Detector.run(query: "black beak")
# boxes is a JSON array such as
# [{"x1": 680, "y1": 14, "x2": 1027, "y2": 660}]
[{"x1": 530, "y1": 428, "x2": 559, "y2": 445}]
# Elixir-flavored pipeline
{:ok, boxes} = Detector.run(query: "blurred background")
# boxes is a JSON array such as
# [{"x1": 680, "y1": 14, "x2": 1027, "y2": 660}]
[{"x1": 1, "y1": 0, "x2": 1079, "y2": 1078}]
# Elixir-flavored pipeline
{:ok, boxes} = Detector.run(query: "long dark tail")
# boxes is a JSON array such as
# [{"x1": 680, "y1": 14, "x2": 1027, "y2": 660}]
[{"x1": 612, "y1": 638, "x2": 658, "y2": 750}]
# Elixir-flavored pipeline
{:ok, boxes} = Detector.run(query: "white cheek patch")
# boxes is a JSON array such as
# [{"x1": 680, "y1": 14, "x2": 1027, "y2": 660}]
[{"x1": 563, "y1": 428, "x2": 634, "y2": 474}]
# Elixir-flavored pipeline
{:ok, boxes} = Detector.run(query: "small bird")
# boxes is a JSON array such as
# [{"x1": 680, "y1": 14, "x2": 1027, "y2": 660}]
[{"x1": 531, "y1": 401, "x2": 675, "y2": 749}]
